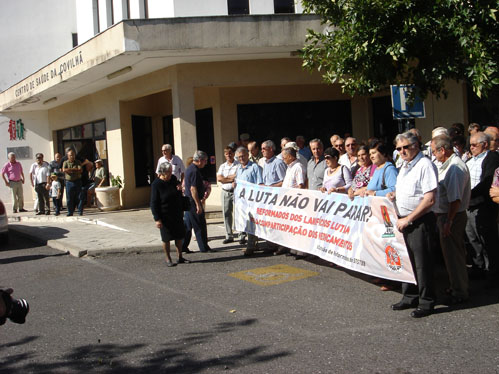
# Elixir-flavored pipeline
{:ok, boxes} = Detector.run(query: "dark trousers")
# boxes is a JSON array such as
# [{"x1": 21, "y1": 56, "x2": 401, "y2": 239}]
[
  {"x1": 182, "y1": 198, "x2": 210, "y2": 252},
  {"x1": 466, "y1": 203, "x2": 499, "y2": 274},
  {"x1": 66, "y1": 179, "x2": 83, "y2": 215},
  {"x1": 52, "y1": 197, "x2": 61, "y2": 215},
  {"x1": 401, "y1": 212, "x2": 436, "y2": 311},
  {"x1": 35, "y1": 183, "x2": 50, "y2": 213}
]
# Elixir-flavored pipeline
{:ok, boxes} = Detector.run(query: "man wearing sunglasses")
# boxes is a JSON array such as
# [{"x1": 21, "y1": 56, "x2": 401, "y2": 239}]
[
  {"x1": 465, "y1": 132, "x2": 499, "y2": 283},
  {"x1": 387, "y1": 131, "x2": 438, "y2": 318},
  {"x1": 339, "y1": 137, "x2": 359, "y2": 175}
]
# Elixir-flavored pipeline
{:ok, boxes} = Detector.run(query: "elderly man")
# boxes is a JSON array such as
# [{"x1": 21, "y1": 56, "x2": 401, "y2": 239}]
[
  {"x1": 234, "y1": 146, "x2": 263, "y2": 256},
  {"x1": 339, "y1": 137, "x2": 359, "y2": 174},
  {"x1": 182, "y1": 150, "x2": 213, "y2": 253},
  {"x1": 217, "y1": 146, "x2": 240, "y2": 244},
  {"x1": 333, "y1": 137, "x2": 346, "y2": 156},
  {"x1": 283, "y1": 142, "x2": 307, "y2": 169},
  {"x1": 330, "y1": 134, "x2": 340, "y2": 147},
  {"x1": 248, "y1": 141, "x2": 262, "y2": 164},
  {"x1": 296, "y1": 135, "x2": 312, "y2": 161},
  {"x1": 431, "y1": 135, "x2": 471, "y2": 303},
  {"x1": 307, "y1": 138, "x2": 327, "y2": 190},
  {"x1": 1, "y1": 152, "x2": 26, "y2": 213},
  {"x1": 62, "y1": 149, "x2": 84, "y2": 216},
  {"x1": 282, "y1": 147, "x2": 307, "y2": 259},
  {"x1": 260, "y1": 140, "x2": 287, "y2": 253},
  {"x1": 239, "y1": 133, "x2": 251, "y2": 148},
  {"x1": 30, "y1": 153, "x2": 51, "y2": 215},
  {"x1": 484, "y1": 126, "x2": 499, "y2": 152},
  {"x1": 387, "y1": 131, "x2": 438, "y2": 318},
  {"x1": 465, "y1": 132, "x2": 499, "y2": 280},
  {"x1": 156, "y1": 144, "x2": 185, "y2": 183},
  {"x1": 261, "y1": 140, "x2": 287, "y2": 188}
]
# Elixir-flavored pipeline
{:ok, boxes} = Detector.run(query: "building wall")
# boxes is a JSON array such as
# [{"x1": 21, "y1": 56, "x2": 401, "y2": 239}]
[{"x1": 28, "y1": 58, "x2": 467, "y2": 209}]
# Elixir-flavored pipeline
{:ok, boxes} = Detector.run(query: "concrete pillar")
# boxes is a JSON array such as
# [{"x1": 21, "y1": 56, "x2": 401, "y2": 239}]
[{"x1": 171, "y1": 68, "x2": 197, "y2": 161}]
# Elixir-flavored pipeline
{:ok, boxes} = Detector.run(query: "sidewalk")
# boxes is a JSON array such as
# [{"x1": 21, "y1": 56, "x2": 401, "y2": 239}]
[{"x1": 6, "y1": 204, "x2": 243, "y2": 258}]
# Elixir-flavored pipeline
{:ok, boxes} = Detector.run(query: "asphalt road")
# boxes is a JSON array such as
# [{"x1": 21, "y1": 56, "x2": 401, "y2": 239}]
[{"x1": 1, "y1": 232, "x2": 499, "y2": 373}]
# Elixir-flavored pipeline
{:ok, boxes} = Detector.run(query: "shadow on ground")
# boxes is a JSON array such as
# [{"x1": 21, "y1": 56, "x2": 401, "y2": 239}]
[{"x1": 0, "y1": 319, "x2": 289, "y2": 373}]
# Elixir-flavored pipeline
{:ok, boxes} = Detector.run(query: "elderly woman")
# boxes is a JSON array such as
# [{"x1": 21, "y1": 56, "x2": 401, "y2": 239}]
[
  {"x1": 151, "y1": 162, "x2": 189, "y2": 267},
  {"x1": 320, "y1": 147, "x2": 352, "y2": 194},
  {"x1": 348, "y1": 145, "x2": 376, "y2": 199}
]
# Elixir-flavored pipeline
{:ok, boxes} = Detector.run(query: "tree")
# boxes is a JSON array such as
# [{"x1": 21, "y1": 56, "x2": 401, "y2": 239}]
[{"x1": 301, "y1": 0, "x2": 499, "y2": 100}]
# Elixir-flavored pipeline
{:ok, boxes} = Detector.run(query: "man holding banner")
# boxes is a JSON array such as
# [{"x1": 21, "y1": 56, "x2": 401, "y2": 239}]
[
  {"x1": 234, "y1": 147, "x2": 263, "y2": 256},
  {"x1": 387, "y1": 131, "x2": 438, "y2": 318}
]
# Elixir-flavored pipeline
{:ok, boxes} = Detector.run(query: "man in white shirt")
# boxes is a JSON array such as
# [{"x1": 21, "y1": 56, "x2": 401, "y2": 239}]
[
  {"x1": 387, "y1": 131, "x2": 438, "y2": 318},
  {"x1": 217, "y1": 146, "x2": 240, "y2": 244},
  {"x1": 282, "y1": 147, "x2": 307, "y2": 259},
  {"x1": 30, "y1": 153, "x2": 51, "y2": 215},
  {"x1": 155, "y1": 144, "x2": 185, "y2": 183},
  {"x1": 339, "y1": 137, "x2": 359, "y2": 174},
  {"x1": 431, "y1": 135, "x2": 471, "y2": 303}
]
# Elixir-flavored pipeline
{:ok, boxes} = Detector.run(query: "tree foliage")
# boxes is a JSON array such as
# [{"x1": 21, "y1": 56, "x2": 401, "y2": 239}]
[{"x1": 301, "y1": 0, "x2": 499, "y2": 100}]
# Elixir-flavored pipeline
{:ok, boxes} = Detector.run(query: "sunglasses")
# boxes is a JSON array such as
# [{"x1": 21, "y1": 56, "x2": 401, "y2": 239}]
[
  {"x1": 469, "y1": 142, "x2": 484, "y2": 147},
  {"x1": 395, "y1": 143, "x2": 415, "y2": 152}
]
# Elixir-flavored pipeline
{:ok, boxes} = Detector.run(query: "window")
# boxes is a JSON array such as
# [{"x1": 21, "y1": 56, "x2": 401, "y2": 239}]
[
  {"x1": 72, "y1": 33, "x2": 78, "y2": 48},
  {"x1": 56, "y1": 120, "x2": 108, "y2": 170},
  {"x1": 228, "y1": 0, "x2": 249, "y2": 15},
  {"x1": 274, "y1": 0, "x2": 295, "y2": 14}
]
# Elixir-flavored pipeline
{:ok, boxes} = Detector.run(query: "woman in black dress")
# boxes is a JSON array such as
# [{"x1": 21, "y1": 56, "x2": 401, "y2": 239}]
[{"x1": 151, "y1": 162, "x2": 189, "y2": 267}]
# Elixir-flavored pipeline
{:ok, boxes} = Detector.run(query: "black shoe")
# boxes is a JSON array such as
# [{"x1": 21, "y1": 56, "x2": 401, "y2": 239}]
[
  {"x1": 19, "y1": 209, "x2": 27, "y2": 212},
  {"x1": 36, "y1": 212, "x2": 44, "y2": 215},
  {"x1": 166, "y1": 261, "x2": 176, "y2": 267},
  {"x1": 391, "y1": 301, "x2": 416, "y2": 311},
  {"x1": 206, "y1": 248, "x2": 217, "y2": 252},
  {"x1": 410, "y1": 308, "x2": 432, "y2": 318},
  {"x1": 177, "y1": 258, "x2": 191, "y2": 264},
  {"x1": 182, "y1": 248, "x2": 194, "y2": 253},
  {"x1": 45, "y1": 211, "x2": 50, "y2": 215},
  {"x1": 222, "y1": 238, "x2": 234, "y2": 244},
  {"x1": 239, "y1": 238, "x2": 247, "y2": 245}
]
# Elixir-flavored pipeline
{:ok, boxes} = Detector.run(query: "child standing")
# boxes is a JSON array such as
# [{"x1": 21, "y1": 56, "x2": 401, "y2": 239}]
[{"x1": 49, "y1": 173, "x2": 61, "y2": 216}]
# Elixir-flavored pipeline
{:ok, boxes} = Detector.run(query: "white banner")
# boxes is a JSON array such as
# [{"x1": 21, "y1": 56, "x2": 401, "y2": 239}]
[{"x1": 234, "y1": 180, "x2": 416, "y2": 284}]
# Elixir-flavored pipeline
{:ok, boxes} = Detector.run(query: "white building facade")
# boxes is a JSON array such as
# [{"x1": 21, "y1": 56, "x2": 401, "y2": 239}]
[{"x1": 0, "y1": 0, "x2": 478, "y2": 208}]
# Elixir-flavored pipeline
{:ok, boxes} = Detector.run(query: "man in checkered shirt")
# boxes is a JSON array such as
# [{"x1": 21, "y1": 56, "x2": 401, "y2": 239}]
[{"x1": 387, "y1": 131, "x2": 438, "y2": 318}]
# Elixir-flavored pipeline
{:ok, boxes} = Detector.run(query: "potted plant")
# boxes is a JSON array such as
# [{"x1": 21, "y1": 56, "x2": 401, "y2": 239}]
[{"x1": 95, "y1": 175, "x2": 123, "y2": 211}]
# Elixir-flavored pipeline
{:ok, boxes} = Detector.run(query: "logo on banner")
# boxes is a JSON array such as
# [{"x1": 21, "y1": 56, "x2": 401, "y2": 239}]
[
  {"x1": 380, "y1": 205, "x2": 395, "y2": 238},
  {"x1": 385, "y1": 243, "x2": 402, "y2": 272}
]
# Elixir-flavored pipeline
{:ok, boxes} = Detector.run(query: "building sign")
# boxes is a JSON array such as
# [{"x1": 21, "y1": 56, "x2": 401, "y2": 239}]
[
  {"x1": 8, "y1": 119, "x2": 26, "y2": 140},
  {"x1": 14, "y1": 51, "x2": 84, "y2": 98},
  {"x1": 7, "y1": 146, "x2": 30, "y2": 159},
  {"x1": 391, "y1": 85, "x2": 425, "y2": 119}
]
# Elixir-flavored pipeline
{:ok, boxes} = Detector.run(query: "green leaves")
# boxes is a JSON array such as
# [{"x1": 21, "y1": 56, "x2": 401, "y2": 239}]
[{"x1": 301, "y1": 0, "x2": 499, "y2": 99}]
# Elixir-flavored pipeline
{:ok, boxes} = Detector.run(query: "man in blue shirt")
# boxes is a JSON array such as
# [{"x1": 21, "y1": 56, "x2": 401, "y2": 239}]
[
  {"x1": 261, "y1": 140, "x2": 286, "y2": 187},
  {"x1": 235, "y1": 147, "x2": 263, "y2": 256},
  {"x1": 182, "y1": 150, "x2": 213, "y2": 253}
]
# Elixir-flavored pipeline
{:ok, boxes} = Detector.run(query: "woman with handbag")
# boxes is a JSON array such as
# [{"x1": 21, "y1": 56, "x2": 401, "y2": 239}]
[
  {"x1": 150, "y1": 162, "x2": 190, "y2": 267},
  {"x1": 320, "y1": 147, "x2": 352, "y2": 194}
]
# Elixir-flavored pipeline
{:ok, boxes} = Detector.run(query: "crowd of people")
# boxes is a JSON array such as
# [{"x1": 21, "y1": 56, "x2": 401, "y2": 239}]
[
  {"x1": 151, "y1": 123, "x2": 499, "y2": 318},
  {"x1": 1, "y1": 147, "x2": 108, "y2": 217}
]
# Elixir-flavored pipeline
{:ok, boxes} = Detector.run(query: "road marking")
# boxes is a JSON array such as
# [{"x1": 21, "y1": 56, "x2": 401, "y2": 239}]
[{"x1": 229, "y1": 264, "x2": 319, "y2": 286}]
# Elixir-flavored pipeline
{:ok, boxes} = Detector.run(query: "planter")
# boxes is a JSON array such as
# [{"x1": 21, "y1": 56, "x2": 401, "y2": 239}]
[{"x1": 95, "y1": 186, "x2": 121, "y2": 211}]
